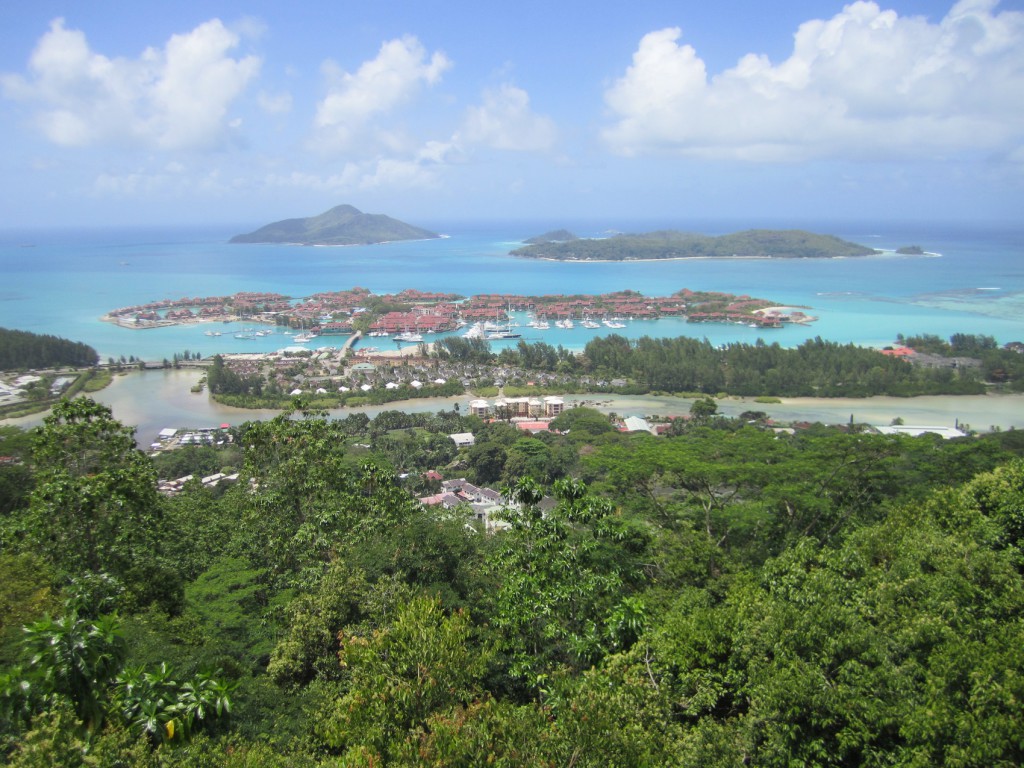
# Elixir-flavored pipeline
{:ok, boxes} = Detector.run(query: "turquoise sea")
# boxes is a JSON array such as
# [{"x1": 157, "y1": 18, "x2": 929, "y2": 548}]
[{"x1": 1, "y1": 218, "x2": 1023, "y2": 361}]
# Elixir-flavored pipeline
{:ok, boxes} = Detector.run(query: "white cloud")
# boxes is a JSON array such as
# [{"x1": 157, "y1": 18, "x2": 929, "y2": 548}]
[
  {"x1": 602, "y1": 0, "x2": 1024, "y2": 161},
  {"x1": 2, "y1": 18, "x2": 260, "y2": 151},
  {"x1": 264, "y1": 167, "x2": 361, "y2": 191},
  {"x1": 359, "y1": 157, "x2": 441, "y2": 189},
  {"x1": 462, "y1": 84, "x2": 557, "y2": 151},
  {"x1": 257, "y1": 90, "x2": 292, "y2": 114},
  {"x1": 313, "y1": 35, "x2": 451, "y2": 150}
]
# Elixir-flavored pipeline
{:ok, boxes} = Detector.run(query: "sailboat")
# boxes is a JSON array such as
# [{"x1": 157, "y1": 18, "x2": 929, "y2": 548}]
[{"x1": 486, "y1": 305, "x2": 522, "y2": 340}]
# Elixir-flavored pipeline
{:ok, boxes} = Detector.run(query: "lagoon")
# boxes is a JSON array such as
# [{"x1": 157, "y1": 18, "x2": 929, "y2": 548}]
[
  {"x1": 2, "y1": 219, "x2": 1023, "y2": 364},
  {"x1": 2, "y1": 219, "x2": 1023, "y2": 440},
  {"x1": 6, "y1": 369, "x2": 1021, "y2": 446}
]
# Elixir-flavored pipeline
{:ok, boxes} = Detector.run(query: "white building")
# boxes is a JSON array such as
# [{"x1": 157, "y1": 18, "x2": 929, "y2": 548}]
[{"x1": 449, "y1": 432, "x2": 476, "y2": 448}]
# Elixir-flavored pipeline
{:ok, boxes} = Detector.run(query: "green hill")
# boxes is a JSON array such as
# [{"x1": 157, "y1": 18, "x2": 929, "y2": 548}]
[
  {"x1": 230, "y1": 205, "x2": 440, "y2": 246},
  {"x1": 524, "y1": 229, "x2": 578, "y2": 245},
  {"x1": 512, "y1": 228, "x2": 879, "y2": 260},
  {"x1": 0, "y1": 327, "x2": 98, "y2": 370}
]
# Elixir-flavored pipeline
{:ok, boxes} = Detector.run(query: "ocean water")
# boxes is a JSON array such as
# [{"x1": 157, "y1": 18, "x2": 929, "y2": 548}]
[{"x1": 1, "y1": 218, "x2": 1022, "y2": 361}]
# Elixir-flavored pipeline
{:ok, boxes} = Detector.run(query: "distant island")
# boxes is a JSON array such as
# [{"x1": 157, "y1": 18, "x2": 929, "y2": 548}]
[
  {"x1": 896, "y1": 245, "x2": 925, "y2": 255},
  {"x1": 511, "y1": 229, "x2": 880, "y2": 261},
  {"x1": 524, "y1": 229, "x2": 578, "y2": 245},
  {"x1": 229, "y1": 204, "x2": 440, "y2": 246}
]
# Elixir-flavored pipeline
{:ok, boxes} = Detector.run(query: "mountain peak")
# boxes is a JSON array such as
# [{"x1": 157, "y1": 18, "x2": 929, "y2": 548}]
[{"x1": 230, "y1": 205, "x2": 439, "y2": 246}]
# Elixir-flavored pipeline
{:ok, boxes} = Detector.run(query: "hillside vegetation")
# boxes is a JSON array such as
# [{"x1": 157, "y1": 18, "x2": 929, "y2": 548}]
[
  {"x1": 513, "y1": 228, "x2": 879, "y2": 260},
  {"x1": 1, "y1": 395, "x2": 1023, "y2": 765},
  {"x1": 0, "y1": 327, "x2": 98, "y2": 371}
]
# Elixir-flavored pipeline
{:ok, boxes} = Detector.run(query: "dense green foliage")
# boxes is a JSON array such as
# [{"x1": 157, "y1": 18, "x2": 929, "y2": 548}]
[
  {"x1": 580, "y1": 334, "x2": 985, "y2": 396},
  {"x1": 900, "y1": 333, "x2": 1024, "y2": 390},
  {"x1": 435, "y1": 333, "x2": 1007, "y2": 396},
  {"x1": 205, "y1": 354, "x2": 264, "y2": 397},
  {"x1": 512, "y1": 229, "x2": 878, "y2": 260},
  {"x1": 0, "y1": 328, "x2": 98, "y2": 371},
  {"x1": 1, "y1": 395, "x2": 1022, "y2": 765}
]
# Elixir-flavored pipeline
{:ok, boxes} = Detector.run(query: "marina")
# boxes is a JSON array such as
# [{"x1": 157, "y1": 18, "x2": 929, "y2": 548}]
[{"x1": 1, "y1": 220, "x2": 1022, "y2": 367}]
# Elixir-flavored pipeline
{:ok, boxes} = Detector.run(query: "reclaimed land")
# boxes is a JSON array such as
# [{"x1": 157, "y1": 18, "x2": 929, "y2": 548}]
[
  {"x1": 102, "y1": 287, "x2": 813, "y2": 333},
  {"x1": 511, "y1": 228, "x2": 880, "y2": 260}
]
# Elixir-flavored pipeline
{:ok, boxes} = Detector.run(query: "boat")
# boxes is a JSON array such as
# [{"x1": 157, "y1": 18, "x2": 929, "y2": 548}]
[
  {"x1": 293, "y1": 333, "x2": 316, "y2": 343},
  {"x1": 462, "y1": 323, "x2": 486, "y2": 339},
  {"x1": 485, "y1": 303, "x2": 521, "y2": 340},
  {"x1": 486, "y1": 329, "x2": 522, "y2": 340},
  {"x1": 394, "y1": 331, "x2": 424, "y2": 343},
  {"x1": 581, "y1": 319, "x2": 600, "y2": 329},
  {"x1": 534, "y1": 320, "x2": 550, "y2": 330}
]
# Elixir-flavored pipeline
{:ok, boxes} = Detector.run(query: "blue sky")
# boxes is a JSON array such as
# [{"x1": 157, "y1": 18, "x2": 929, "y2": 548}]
[{"x1": 1, "y1": 0, "x2": 1022, "y2": 228}]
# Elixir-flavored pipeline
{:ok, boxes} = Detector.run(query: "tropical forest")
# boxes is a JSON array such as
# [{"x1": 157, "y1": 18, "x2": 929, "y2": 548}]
[{"x1": 1, "y1": 380, "x2": 1022, "y2": 766}]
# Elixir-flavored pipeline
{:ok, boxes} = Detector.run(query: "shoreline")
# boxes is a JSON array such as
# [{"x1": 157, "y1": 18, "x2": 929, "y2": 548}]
[
  {"x1": 5, "y1": 369, "x2": 1020, "y2": 446},
  {"x1": 517, "y1": 249, "x2": 941, "y2": 263}
]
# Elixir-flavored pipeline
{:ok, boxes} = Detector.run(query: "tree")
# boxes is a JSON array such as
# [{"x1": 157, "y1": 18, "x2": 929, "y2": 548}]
[
  {"x1": 318, "y1": 595, "x2": 490, "y2": 761},
  {"x1": 486, "y1": 478, "x2": 648, "y2": 686},
  {"x1": 689, "y1": 397, "x2": 718, "y2": 421},
  {"x1": 549, "y1": 406, "x2": 614, "y2": 439},
  {"x1": 19, "y1": 610, "x2": 126, "y2": 734},
  {"x1": 20, "y1": 399, "x2": 173, "y2": 608}
]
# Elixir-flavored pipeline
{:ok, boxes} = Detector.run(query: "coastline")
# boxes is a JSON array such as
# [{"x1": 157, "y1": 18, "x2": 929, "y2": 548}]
[
  {"x1": 5, "y1": 369, "x2": 1021, "y2": 446},
  {"x1": 519, "y1": 251, "x2": 939, "y2": 263}
]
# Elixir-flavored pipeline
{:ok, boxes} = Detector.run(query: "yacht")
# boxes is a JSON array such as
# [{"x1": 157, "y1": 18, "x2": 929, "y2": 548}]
[
  {"x1": 486, "y1": 328, "x2": 522, "y2": 340},
  {"x1": 394, "y1": 331, "x2": 424, "y2": 343},
  {"x1": 462, "y1": 323, "x2": 486, "y2": 339}
]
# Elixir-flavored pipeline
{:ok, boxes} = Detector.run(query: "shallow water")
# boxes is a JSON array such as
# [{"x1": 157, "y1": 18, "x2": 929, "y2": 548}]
[{"x1": 6, "y1": 369, "x2": 1020, "y2": 444}]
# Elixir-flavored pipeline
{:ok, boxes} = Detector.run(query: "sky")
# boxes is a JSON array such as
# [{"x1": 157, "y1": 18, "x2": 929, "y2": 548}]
[{"x1": 1, "y1": 0, "x2": 1022, "y2": 228}]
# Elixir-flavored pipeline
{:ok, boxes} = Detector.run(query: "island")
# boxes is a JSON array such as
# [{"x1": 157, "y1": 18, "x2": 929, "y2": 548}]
[
  {"x1": 523, "y1": 229, "x2": 577, "y2": 245},
  {"x1": 896, "y1": 245, "x2": 925, "y2": 255},
  {"x1": 229, "y1": 204, "x2": 440, "y2": 246},
  {"x1": 102, "y1": 287, "x2": 816, "y2": 335},
  {"x1": 511, "y1": 228, "x2": 880, "y2": 261}
]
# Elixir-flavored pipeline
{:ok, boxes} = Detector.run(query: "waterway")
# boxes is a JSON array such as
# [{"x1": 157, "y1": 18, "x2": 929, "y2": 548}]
[{"x1": 5, "y1": 369, "x2": 1021, "y2": 445}]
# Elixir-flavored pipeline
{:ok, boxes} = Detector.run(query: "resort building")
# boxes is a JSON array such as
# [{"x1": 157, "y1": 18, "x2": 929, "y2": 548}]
[
  {"x1": 467, "y1": 395, "x2": 566, "y2": 420},
  {"x1": 543, "y1": 396, "x2": 565, "y2": 417}
]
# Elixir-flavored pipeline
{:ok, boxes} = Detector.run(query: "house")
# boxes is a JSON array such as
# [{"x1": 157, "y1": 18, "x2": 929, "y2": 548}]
[
  {"x1": 449, "y1": 432, "x2": 475, "y2": 448},
  {"x1": 347, "y1": 361, "x2": 377, "y2": 376},
  {"x1": 516, "y1": 421, "x2": 552, "y2": 433},
  {"x1": 622, "y1": 416, "x2": 653, "y2": 433}
]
